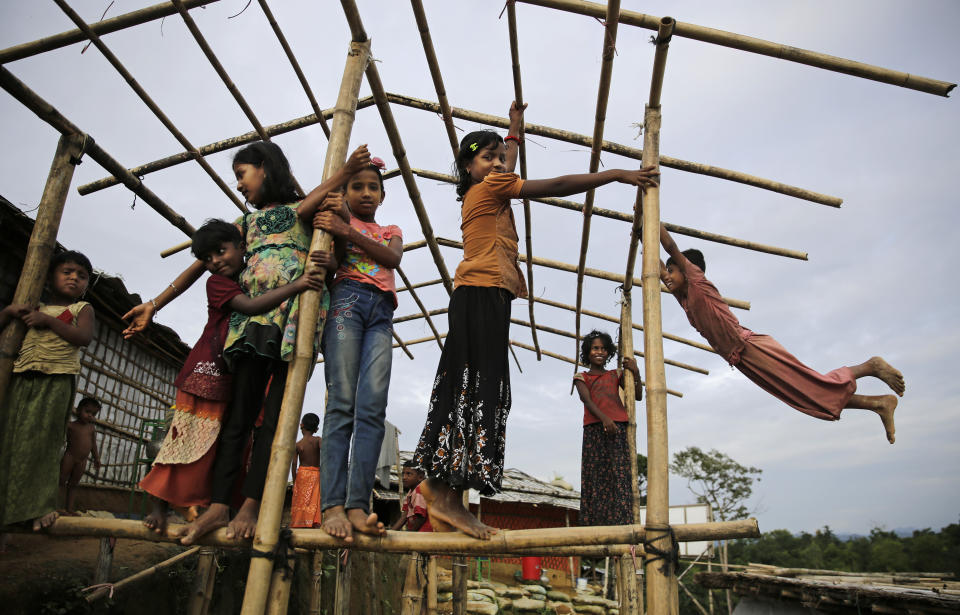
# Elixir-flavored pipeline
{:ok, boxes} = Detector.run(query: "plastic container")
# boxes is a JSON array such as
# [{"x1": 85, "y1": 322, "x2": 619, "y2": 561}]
[{"x1": 520, "y1": 556, "x2": 542, "y2": 580}]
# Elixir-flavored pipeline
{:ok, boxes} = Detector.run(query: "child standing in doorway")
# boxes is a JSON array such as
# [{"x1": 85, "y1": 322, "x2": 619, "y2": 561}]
[
  {"x1": 0, "y1": 250, "x2": 95, "y2": 530},
  {"x1": 655, "y1": 223, "x2": 905, "y2": 442},
  {"x1": 312, "y1": 156, "x2": 402, "y2": 542},
  {"x1": 139, "y1": 219, "x2": 329, "y2": 534},
  {"x1": 412, "y1": 102, "x2": 658, "y2": 539},
  {"x1": 60, "y1": 397, "x2": 102, "y2": 515},
  {"x1": 290, "y1": 412, "x2": 323, "y2": 528},
  {"x1": 574, "y1": 331, "x2": 641, "y2": 526},
  {"x1": 390, "y1": 461, "x2": 432, "y2": 533}
]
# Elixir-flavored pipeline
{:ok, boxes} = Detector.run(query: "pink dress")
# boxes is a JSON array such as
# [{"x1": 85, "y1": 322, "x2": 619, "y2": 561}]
[{"x1": 675, "y1": 258, "x2": 855, "y2": 420}]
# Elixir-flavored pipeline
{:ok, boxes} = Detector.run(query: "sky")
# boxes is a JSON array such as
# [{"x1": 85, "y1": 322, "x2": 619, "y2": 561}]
[{"x1": 1, "y1": 1, "x2": 958, "y2": 536}]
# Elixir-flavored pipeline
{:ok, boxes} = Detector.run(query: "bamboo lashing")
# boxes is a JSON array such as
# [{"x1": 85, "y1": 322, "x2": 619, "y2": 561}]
[
  {"x1": 641, "y1": 17, "x2": 676, "y2": 615},
  {"x1": 396, "y1": 265, "x2": 444, "y2": 350},
  {"x1": 435, "y1": 236, "x2": 750, "y2": 310},
  {"x1": 516, "y1": 0, "x2": 956, "y2": 97},
  {"x1": 168, "y1": 0, "x2": 304, "y2": 197},
  {"x1": 0, "y1": 67, "x2": 195, "y2": 237},
  {"x1": 79, "y1": 97, "x2": 377, "y2": 196},
  {"x1": 13, "y1": 516, "x2": 759, "y2": 551},
  {"x1": 256, "y1": 0, "x2": 331, "y2": 138},
  {"x1": 505, "y1": 0, "x2": 542, "y2": 360},
  {"x1": 509, "y1": 340, "x2": 683, "y2": 398},
  {"x1": 239, "y1": 36, "x2": 371, "y2": 615},
  {"x1": 410, "y1": 168, "x2": 807, "y2": 260},
  {"x1": 0, "y1": 133, "x2": 85, "y2": 406},
  {"x1": 85, "y1": 546, "x2": 202, "y2": 602},
  {"x1": 572, "y1": 0, "x2": 623, "y2": 387},
  {"x1": 385, "y1": 93, "x2": 843, "y2": 207},
  {"x1": 0, "y1": 0, "x2": 218, "y2": 64}
]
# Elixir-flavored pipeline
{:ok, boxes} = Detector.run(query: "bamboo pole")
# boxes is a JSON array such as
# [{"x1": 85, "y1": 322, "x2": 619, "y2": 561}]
[
  {"x1": 436, "y1": 236, "x2": 750, "y2": 310},
  {"x1": 410, "y1": 168, "x2": 807, "y2": 261},
  {"x1": 93, "y1": 537, "x2": 115, "y2": 586},
  {"x1": 0, "y1": 133, "x2": 84, "y2": 405},
  {"x1": 426, "y1": 555, "x2": 438, "y2": 615},
  {"x1": 510, "y1": 341, "x2": 683, "y2": 398},
  {"x1": 13, "y1": 516, "x2": 759, "y2": 551},
  {"x1": 0, "y1": 0, "x2": 218, "y2": 64},
  {"x1": 400, "y1": 554, "x2": 425, "y2": 615},
  {"x1": 510, "y1": 317, "x2": 708, "y2": 375},
  {"x1": 86, "y1": 546, "x2": 201, "y2": 602},
  {"x1": 620, "y1": 554, "x2": 641, "y2": 615},
  {"x1": 395, "y1": 266, "x2": 443, "y2": 350},
  {"x1": 573, "y1": 0, "x2": 622, "y2": 383},
  {"x1": 505, "y1": 0, "x2": 542, "y2": 360},
  {"x1": 409, "y1": 0, "x2": 459, "y2": 155},
  {"x1": 309, "y1": 550, "x2": 323, "y2": 615},
  {"x1": 334, "y1": 550, "x2": 351, "y2": 615},
  {"x1": 515, "y1": 0, "x2": 956, "y2": 97},
  {"x1": 641, "y1": 17, "x2": 676, "y2": 615},
  {"x1": 385, "y1": 93, "x2": 842, "y2": 207},
  {"x1": 240, "y1": 37, "x2": 371, "y2": 615},
  {"x1": 0, "y1": 67, "x2": 195, "y2": 237},
  {"x1": 265, "y1": 544, "x2": 295, "y2": 615},
  {"x1": 398, "y1": 278, "x2": 443, "y2": 293},
  {"x1": 78, "y1": 97, "x2": 376, "y2": 196},
  {"x1": 452, "y1": 555, "x2": 467, "y2": 615},
  {"x1": 256, "y1": 0, "x2": 331, "y2": 138},
  {"x1": 187, "y1": 547, "x2": 217, "y2": 615}
]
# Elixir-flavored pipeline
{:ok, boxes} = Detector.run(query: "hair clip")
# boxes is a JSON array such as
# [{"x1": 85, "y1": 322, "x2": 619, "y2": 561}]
[
  {"x1": 469, "y1": 143, "x2": 478, "y2": 151},
  {"x1": 371, "y1": 157, "x2": 386, "y2": 170}
]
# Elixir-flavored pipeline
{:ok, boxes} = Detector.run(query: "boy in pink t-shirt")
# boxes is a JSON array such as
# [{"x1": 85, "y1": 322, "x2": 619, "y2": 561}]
[{"x1": 312, "y1": 158, "x2": 403, "y2": 541}]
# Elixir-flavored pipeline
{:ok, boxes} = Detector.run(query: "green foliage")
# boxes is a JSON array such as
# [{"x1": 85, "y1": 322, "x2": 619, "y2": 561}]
[{"x1": 670, "y1": 446, "x2": 761, "y2": 521}]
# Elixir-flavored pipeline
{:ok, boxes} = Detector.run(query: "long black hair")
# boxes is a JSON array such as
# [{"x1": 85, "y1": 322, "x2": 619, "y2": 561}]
[
  {"x1": 580, "y1": 330, "x2": 617, "y2": 367},
  {"x1": 454, "y1": 130, "x2": 504, "y2": 200},
  {"x1": 233, "y1": 141, "x2": 303, "y2": 207}
]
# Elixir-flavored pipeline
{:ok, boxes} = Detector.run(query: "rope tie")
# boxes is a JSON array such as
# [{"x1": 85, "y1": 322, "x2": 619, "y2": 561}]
[
  {"x1": 81, "y1": 583, "x2": 115, "y2": 599},
  {"x1": 249, "y1": 528, "x2": 296, "y2": 579},
  {"x1": 643, "y1": 525, "x2": 679, "y2": 575}
]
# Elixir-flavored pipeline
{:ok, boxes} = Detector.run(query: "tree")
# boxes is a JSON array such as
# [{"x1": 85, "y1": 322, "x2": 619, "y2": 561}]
[{"x1": 670, "y1": 447, "x2": 762, "y2": 521}]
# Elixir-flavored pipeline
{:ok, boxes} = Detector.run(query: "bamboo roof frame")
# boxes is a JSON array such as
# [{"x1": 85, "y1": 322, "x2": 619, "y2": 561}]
[{"x1": 0, "y1": 2, "x2": 954, "y2": 614}]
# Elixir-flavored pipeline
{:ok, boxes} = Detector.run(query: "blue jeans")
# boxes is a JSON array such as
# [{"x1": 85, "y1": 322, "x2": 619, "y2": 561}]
[{"x1": 321, "y1": 279, "x2": 395, "y2": 512}]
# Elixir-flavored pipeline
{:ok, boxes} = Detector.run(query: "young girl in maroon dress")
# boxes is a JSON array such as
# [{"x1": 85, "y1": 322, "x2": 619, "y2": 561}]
[
  {"x1": 656, "y1": 223, "x2": 905, "y2": 443},
  {"x1": 574, "y1": 330, "x2": 642, "y2": 526}
]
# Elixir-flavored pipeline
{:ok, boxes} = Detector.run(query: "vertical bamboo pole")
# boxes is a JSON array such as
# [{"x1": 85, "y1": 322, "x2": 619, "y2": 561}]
[
  {"x1": 265, "y1": 545, "x2": 295, "y2": 615},
  {"x1": 452, "y1": 556, "x2": 467, "y2": 615},
  {"x1": 400, "y1": 554, "x2": 424, "y2": 615},
  {"x1": 309, "y1": 550, "x2": 323, "y2": 615},
  {"x1": 188, "y1": 547, "x2": 217, "y2": 615},
  {"x1": 566, "y1": 510, "x2": 575, "y2": 587},
  {"x1": 0, "y1": 132, "x2": 84, "y2": 406},
  {"x1": 241, "y1": 38, "x2": 370, "y2": 615},
  {"x1": 334, "y1": 551, "x2": 352, "y2": 615},
  {"x1": 619, "y1": 553, "x2": 641, "y2": 614},
  {"x1": 93, "y1": 537, "x2": 115, "y2": 585},
  {"x1": 426, "y1": 555, "x2": 438, "y2": 615},
  {"x1": 642, "y1": 17, "x2": 676, "y2": 615}
]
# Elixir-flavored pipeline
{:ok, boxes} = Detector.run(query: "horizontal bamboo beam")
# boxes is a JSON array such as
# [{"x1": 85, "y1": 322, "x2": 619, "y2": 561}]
[
  {"x1": 0, "y1": 0, "x2": 219, "y2": 64},
  {"x1": 396, "y1": 265, "x2": 443, "y2": 350},
  {"x1": 393, "y1": 332, "x2": 447, "y2": 349},
  {"x1": 435, "y1": 237, "x2": 750, "y2": 310},
  {"x1": 499, "y1": 544, "x2": 644, "y2": 558},
  {"x1": 393, "y1": 308, "x2": 447, "y2": 325},
  {"x1": 398, "y1": 278, "x2": 442, "y2": 293},
  {"x1": 411, "y1": 168, "x2": 807, "y2": 260},
  {"x1": 385, "y1": 93, "x2": 842, "y2": 207},
  {"x1": 78, "y1": 97, "x2": 377, "y2": 195},
  {"x1": 8, "y1": 517, "x2": 759, "y2": 553},
  {"x1": 510, "y1": 340, "x2": 683, "y2": 398},
  {"x1": 516, "y1": 0, "x2": 956, "y2": 97},
  {"x1": 0, "y1": 66, "x2": 195, "y2": 237},
  {"x1": 510, "y1": 317, "x2": 709, "y2": 375},
  {"x1": 532, "y1": 296, "x2": 716, "y2": 354}
]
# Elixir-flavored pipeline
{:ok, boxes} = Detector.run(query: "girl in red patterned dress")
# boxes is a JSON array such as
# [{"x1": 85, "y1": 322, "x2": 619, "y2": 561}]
[
  {"x1": 574, "y1": 330, "x2": 642, "y2": 526},
  {"x1": 139, "y1": 220, "x2": 328, "y2": 534}
]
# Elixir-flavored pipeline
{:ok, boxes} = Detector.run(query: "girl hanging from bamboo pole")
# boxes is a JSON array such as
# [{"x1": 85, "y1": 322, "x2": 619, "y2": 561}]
[
  {"x1": 310, "y1": 155, "x2": 403, "y2": 541},
  {"x1": 138, "y1": 219, "x2": 329, "y2": 535},
  {"x1": 123, "y1": 141, "x2": 371, "y2": 543},
  {"x1": 0, "y1": 251, "x2": 95, "y2": 531},
  {"x1": 574, "y1": 330, "x2": 641, "y2": 527},
  {"x1": 412, "y1": 102, "x2": 659, "y2": 539},
  {"x1": 654, "y1": 222, "x2": 905, "y2": 442}
]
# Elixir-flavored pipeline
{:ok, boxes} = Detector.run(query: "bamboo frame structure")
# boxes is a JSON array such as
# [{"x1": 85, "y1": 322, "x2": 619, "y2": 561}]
[
  {"x1": 395, "y1": 266, "x2": 444, "y2": 350},
  {"x1": 85, "y1": 546, "x2": 201, "y2": 602}
]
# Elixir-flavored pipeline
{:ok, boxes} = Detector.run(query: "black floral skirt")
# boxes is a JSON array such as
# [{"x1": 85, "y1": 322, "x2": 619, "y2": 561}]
[
  {"x1": 412, "y1": 286, "x2": 513, "y2": 496},
  {"x1": 580, "y1": 421, "x2": 633, "y2": 526}
]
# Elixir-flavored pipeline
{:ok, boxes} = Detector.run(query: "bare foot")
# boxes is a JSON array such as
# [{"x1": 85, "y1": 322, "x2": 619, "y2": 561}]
[
  {"x1": 870, "y1": 357, "x2": 905, "y2": 396},
  {"x1": 419, "y1": 478, "x2": 498, "y2": 540},
  {"x1": 226, "y1": 498, "x2": 259, "y2": 540},
  {"x1": 321, "y1": 506, "x2": 353, "y2": 542},
  {"x1": 32, "y1": 510, "x2": 59, "y2": 532},
  {"x1": 143, "y1": 500, "x2": 169, "y2": 535},
  {"x1": 874, "y1": 395, "x2": 898, "y2": 444},
  {"x1": 346, "y1": 508, "x2": 385, "y2": 537},
  {"x1": 179, "y1": 502, "x2": 229, "y2": 545}
]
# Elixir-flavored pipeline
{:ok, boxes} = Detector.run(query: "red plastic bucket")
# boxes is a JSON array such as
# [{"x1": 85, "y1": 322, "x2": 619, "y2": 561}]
[{"x1": 521, "y1": 556, "x2": 542, "y2": 580}]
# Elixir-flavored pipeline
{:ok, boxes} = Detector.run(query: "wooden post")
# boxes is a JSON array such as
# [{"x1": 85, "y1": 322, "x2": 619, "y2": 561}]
[
  {"x1": 426, "y1": 555, "x2": 438, "y2": 615},
  {"x1": 240, "y1": 35, "x2": 370, "y2": 615},
  {"x1": 93, "y1": 537, "x2": 115, "y2": 586},
  {"x1": 452, "y1": 555, "x2": 467, "y2": 615},
  {"x1": 334, "y1": 550, "x2": 352, "y2": 615},
  {"x1": 400, "y1": 554, "x2": 425, "y2": 615},
  {"x1": 566, "y1": 510, "x2": 576, "y2": 587},
  {"x1": 0, "y1": 132, "x2": 84, "y2": 405},
  {"x1": 619, "y1": 554, "x2": 642, "y2": 614},
  {"x1": 642, "y1": 17, "x2": 677, "y2": 615},
  {"x1": 265, "y1": 545, "x2": 296, "y2": 615},
  {"x1": 309, "y1": 550, "x2": 323, "y2": 615},
  {"x1": 188, "y1": 547, "x2": 217, "y2": 615}
]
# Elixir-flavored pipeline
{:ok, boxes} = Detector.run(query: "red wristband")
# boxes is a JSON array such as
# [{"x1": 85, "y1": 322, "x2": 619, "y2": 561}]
[{"x1": 504, "y1": 135, "x2": 522, "y2": 144}]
